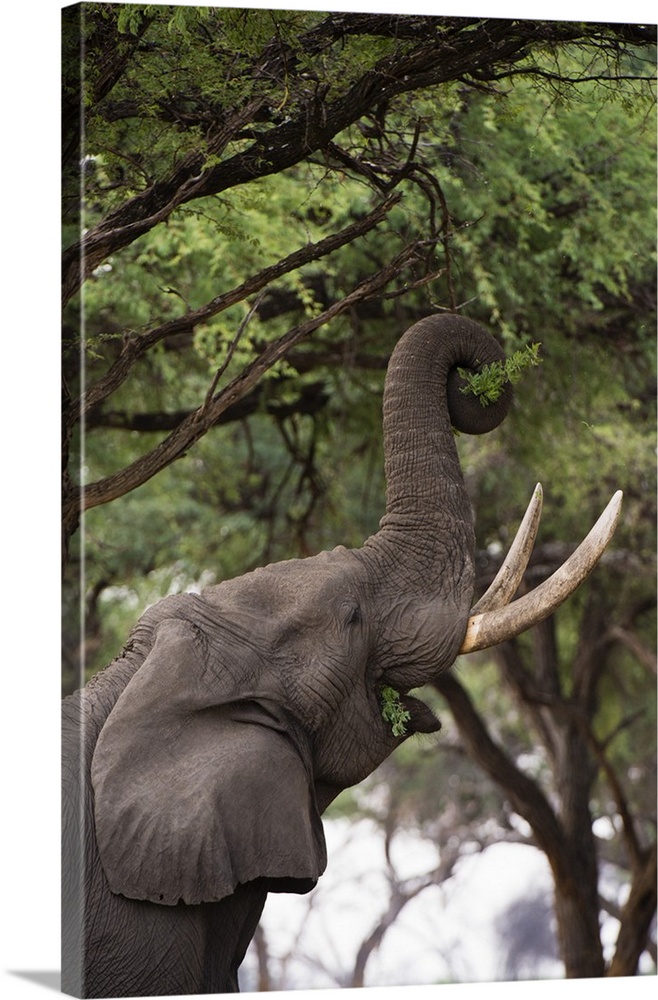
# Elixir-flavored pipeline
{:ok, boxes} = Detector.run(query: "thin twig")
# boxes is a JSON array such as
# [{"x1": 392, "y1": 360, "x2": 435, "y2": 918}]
[
  {"x1": 584, "y1": 724, "x2": 643, "y2": 870},
  {"x1": 196, "y1": 290, "x2": 266, "y2": 422}
]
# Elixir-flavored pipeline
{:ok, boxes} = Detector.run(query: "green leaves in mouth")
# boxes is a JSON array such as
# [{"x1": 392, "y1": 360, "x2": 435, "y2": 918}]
[{"x1": 380, "y1": 685, "x2": 412, "y2": 737}]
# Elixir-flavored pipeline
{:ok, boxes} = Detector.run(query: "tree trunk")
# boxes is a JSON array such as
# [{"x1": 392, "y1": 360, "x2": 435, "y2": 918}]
[
  {"x1": 551, "y1": 856, "x2": 605, "y2": 977},
  {"x1": 435, "y1": 664, "x2": 607, "y2": 978},
  {"x1": 541, "y1": 616, "x2": 604, "y2": 974},
  {"x1": 62, "y1": 474, "x2": 81, "y2": 576}
]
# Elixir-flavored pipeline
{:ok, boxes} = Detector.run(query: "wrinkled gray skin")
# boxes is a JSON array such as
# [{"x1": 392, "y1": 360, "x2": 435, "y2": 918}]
[{"x1": 62, "y1": 315, "x2": 513, "y2": 997}]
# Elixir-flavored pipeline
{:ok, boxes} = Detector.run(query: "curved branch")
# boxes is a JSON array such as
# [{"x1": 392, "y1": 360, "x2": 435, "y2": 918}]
[
  {"x1": 607, "y1": 625, "x2": 658, "y2": 675},
  {"x1": 585, "y1": 726, "x2": 645, "y2": 870},
  {"x1": 432, "y1": 672, "x2": 566, "y2": 863},
  {"x1": 78, "y1": 240, "x2": 432, "y2": 513},
  {"x1": 350, "y1": 877, "x2": 437, "y2": 987},
  {"x1": 607, "y1": 841, "x2": 657, "y2": 977},
  {"x1": 72, "y1": 194, "x2": 401, "y2": 424}
]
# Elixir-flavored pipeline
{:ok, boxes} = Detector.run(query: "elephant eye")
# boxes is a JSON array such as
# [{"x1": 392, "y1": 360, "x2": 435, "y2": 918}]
[{"x1": 341, "y1": 602, "x2": 361, "y2": 627}]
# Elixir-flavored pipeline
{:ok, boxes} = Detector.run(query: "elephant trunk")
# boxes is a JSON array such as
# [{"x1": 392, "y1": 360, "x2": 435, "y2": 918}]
[{"x1": 363, "y1": 314, "x2": 512, "y2": 601}]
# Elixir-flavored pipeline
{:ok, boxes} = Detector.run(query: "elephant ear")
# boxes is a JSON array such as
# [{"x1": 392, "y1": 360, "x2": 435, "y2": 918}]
[{"x1": 91, "y1": 616, "x2": 326, "y2": 906}]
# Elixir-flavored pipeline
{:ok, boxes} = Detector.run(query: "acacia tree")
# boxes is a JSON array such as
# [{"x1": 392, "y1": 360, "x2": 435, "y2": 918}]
[
  {"x1": 62, "y1": 4, "x2": 656, "y2": 563},
  {"x1": 434, "y1": 588, "x2": 656, "y2": 976}
]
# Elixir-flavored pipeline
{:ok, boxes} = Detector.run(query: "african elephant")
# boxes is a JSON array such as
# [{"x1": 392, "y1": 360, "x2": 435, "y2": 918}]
[{"x1": 62, "y1": 314, "x2": 621, "y2": 997}]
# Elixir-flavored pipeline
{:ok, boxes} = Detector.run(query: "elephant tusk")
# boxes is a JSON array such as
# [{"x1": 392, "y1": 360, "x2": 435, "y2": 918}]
[
  {"x1": 460, "y1": 490, "x2": 623, "y2": 654},
  {"x1": 470, "y1": 483, "x2": 543, "y2": 615}
]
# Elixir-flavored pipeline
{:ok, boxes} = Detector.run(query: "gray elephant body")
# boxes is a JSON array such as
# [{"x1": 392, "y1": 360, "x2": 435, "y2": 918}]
[
  {"x1": 62, "y1": 627, "x2": 271, "y2": 996},
  {"x1": 62, "y1": 592, "x2": 325, "y2": 996},
  {"x1": 62, "y1": 316, "x2": 513, "y2": 996}
]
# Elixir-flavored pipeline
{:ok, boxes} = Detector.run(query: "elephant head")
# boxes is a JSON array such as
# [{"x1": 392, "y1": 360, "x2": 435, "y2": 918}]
[{"x1": 89, "y1": 314, "x2": 621, "y2": 912}]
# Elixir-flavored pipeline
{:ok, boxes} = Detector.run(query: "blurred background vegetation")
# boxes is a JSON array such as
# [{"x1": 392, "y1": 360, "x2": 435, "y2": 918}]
[{"x1": 62, "y1": 4, "x2": 656, "y2": 985}]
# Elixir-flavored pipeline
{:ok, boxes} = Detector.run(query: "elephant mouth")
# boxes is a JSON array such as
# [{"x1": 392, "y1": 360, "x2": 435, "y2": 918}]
[
  {"x1": 379, "y1": 683, "x2": 441, "y2": 737},
  {"x1": 402, "y1": 692, "x2": 442, "y2": 734}
]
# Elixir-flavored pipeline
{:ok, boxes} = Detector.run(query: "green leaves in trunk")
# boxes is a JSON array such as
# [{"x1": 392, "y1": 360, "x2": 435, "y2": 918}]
[{"x1": 458, "y1": 342, "x2": 542, "y2": 407}]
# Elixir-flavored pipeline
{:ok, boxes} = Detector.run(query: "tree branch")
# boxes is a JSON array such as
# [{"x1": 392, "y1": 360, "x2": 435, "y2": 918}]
[
  {"x1": 607, "y1": 841, "x2": 657, "y2": 976},
  {"x1": 607, "y1": 625, "x2": 658, "y2": 675},
  {"x1": 78, "y1": 239, "x2": 434, "y2": 513},
  {"x1": 585, "y1": 726, "x2": 645, "y2": 870},
  {"x1": 63, "y1": 16, "x2": 655, "y2": 304},
  {"x1": 433, "y1": 672, "x2": 566, "y2": 864},
  {"x1": 73, "y1": 193, "x2": 401, "y2": 424},
  {"x1": 494, "y1": 639, "x2": 561, "y2": 763}
]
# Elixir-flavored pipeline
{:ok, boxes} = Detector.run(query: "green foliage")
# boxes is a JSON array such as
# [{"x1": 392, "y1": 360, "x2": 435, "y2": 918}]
[
  {"x1": 116, "y1": 5, "x2": 162, "y2": 36},
  {"x1": 419, "y1": 51, "x2": 656, "y2": 345},
  {"x1": 380, "y1": 686, "x2": 412, "y2": 737},
  {"x1": 459, "y1": 343, "x2": 542, "y2": 406}
]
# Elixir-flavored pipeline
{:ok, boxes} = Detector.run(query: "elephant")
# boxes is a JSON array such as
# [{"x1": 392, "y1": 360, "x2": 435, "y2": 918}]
[{"x1": 61, "y1": 314, "x2": 621, "y2": 997}]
